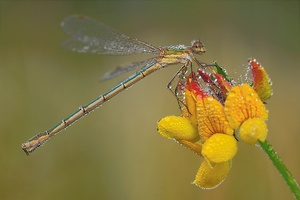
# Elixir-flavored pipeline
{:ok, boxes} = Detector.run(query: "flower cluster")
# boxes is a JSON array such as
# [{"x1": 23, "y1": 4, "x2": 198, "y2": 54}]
[{"x1": 157, "y1": 58, "x2": 272, "y2": 189}]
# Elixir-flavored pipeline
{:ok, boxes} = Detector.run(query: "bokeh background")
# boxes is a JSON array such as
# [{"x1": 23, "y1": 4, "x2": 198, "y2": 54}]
[{"x1": 0, "y1": 1, "x2": 299, "y2": 200}]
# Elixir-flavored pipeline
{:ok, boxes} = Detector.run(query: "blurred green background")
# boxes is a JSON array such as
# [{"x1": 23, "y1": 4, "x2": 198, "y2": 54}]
[{"x1": 0, "y1": 1, "x2": 299, "y2": 200}]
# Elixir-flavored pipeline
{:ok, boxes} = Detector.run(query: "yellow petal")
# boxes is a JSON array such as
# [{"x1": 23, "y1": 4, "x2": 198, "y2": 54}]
[
  {"x1": 202, "y1": 134, "x2": 237, "y2": 163},
  {"x1": 181, "y1": 89, "x2": 198, "y2": 126},
  {"x1": 224, "y1": 84, "x2": 268, "y2": 129},
  {"x1": 193, "y1": 160, "x2": 231, "y2": 189},
  {"x1": 157, "y1": 116, "x2": 199, "y2": 141},
  {"x1": 197, "y1": 97, "x2": 234, "y2": 140},
  {"x1": 239, "y1": 118, "x2": 268, "y2": 144},
  {"x1": 177, "y1": 140, "x2": 203, "y2": 156}
]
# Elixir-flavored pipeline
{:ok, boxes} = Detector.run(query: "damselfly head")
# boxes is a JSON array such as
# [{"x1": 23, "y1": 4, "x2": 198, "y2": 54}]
[{"x1": 191, "y1": 40, "x2": 206, "y2": 55}]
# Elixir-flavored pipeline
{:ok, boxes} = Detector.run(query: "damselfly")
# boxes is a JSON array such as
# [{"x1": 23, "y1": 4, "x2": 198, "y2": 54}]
[{"x1": 21, "y1": 15, "x2": 210, "y2": 155}]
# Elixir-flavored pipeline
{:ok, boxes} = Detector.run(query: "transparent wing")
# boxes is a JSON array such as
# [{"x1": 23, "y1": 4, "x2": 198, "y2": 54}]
[
  {"x1": 100, "y1": 58, "x2": 157, "y2": 81},
  {"x1": 61, "y1": 15, "x2": 159, "y2": 55}
]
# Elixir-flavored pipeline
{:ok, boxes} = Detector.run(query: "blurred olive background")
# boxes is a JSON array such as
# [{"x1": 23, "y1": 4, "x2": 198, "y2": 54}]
[{"x1": 0, "y1": 1, "x2": 299, "y2": 200}]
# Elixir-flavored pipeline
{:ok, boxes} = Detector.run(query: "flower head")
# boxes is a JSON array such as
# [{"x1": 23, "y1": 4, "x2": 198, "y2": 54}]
[{"x1": 157, "y1": 59, "x2": 272, "y2": 189}]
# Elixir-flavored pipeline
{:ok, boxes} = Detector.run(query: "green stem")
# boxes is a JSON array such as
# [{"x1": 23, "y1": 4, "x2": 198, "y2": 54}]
[{"x1": 259, "y1": 140, "x2": 300, "y2": 200}]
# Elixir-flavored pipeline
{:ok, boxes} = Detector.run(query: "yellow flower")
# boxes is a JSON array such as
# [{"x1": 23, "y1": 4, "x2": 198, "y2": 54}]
[
  {"x1": 225, "y1": 84, "x2": 269, "y2": 144},
  {"x1": 157, "y1": 59, "x2": 272, "y2": 189},
  {"x1": 158, "y1": 75, "x2": 237, "y2": 189}
]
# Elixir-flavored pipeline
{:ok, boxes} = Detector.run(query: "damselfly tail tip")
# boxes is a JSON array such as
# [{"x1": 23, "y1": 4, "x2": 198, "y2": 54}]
[
  {"x1": 21, "y1": 143, "x2": 31, "y2": 156},
  {"x1": 21, "y1": 138, "x2": 43, "y2": 156}
]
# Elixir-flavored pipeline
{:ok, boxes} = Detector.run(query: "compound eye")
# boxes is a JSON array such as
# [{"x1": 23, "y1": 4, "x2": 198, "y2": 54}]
[
  {"x1": 192, "y1": 40, "x2": 205, "y2": 54},
  {"x1": 192, "y1": 41, "x2": 200, "y2": 48}
]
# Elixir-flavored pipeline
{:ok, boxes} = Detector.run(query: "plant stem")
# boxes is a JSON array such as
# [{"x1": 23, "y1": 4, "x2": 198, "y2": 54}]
[{"x1": 259, "y1": 140, "x2": 300, "y2": 200}]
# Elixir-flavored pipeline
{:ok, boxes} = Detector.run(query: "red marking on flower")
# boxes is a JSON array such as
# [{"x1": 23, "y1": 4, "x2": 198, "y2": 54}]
[
  {"x1": 249, "y1": 58, "x2": 264, "y2": 84},
  {"x1": 186, "y1": 72, "x2": 208, "y2": 100},
  {"x1": 198, "y1": 69, "x2": 214, "y2": 84},
  {"x1": 249, "y1": 58, "x2": 272, "y2": 101},
  {"x1": 214, "y1": 73, "x2": 232, "y2": 97}
]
